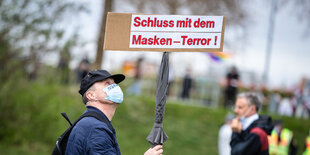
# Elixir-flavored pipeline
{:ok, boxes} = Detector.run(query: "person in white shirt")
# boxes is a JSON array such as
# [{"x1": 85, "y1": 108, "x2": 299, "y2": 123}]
[{"x1": 218, "y1": 113, "x2": 234, "y2": 155}]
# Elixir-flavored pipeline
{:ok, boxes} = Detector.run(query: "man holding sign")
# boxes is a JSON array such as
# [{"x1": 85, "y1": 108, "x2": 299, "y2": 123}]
[
  {"x1": 102, "y1": 12, "x2": 226, "y2": 153},
  {"x1": 65, "y1": 70, "x2": 163, "y2": 155}
]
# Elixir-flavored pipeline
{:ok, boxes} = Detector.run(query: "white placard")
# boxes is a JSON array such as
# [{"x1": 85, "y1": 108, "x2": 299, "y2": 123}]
[
  {"x1": 129, "y1": 32, "x2": 221, "y2": 48},
  {"x1": 131, "y1": 15, "x2": 223, "y2": 32},
  {"x1": 104, "y1": 13, "x2": 225, "y2": 52}
]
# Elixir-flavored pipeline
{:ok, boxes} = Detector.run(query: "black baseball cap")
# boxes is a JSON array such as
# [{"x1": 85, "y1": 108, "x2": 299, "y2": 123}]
[{"x1": 79, "y1": 70, "x2": 125, "y2": 96}]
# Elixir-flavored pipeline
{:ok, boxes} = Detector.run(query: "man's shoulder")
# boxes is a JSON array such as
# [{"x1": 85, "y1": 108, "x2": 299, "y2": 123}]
[
  {"x1": 66, "y1": 117, "x2": 117, "y2": 154},
  {"x1": 71, "y1": 116, "x2": 111, "y2": 135},
  {"x1": 250, "y1": 127, "x2": 269, "y2": 151},
  {"x1": 76, "y1": 116, "x2": 109, "y2": 129},
  {"x1": 250, "y1": 127, "x2": 267, "y2": 136},
  {"x1": 220, "y1": 124, "x2": 231, "y2": 132}
]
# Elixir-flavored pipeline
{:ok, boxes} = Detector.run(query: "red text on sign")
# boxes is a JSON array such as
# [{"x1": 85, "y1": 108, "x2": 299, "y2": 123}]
[
  {"x1": 176, "y1": 18, "x2": 192, "y2": 28},
  {"x1": 132, "y1": 35, "x2": 172, "y2": 45},
  {"x1": 193, "y1": 18, "x2": 215, "y2": 28},
  {"x1": 133, "y1": 17, "x2": 174, "y2": 28},
  {"x1": 181, "y1": 36, "x2": 212, "y2": 45}
]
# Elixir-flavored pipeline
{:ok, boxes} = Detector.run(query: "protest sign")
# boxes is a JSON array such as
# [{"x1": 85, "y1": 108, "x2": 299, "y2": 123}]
[{"x1": 104, "y1": 13, "x2": 225, "y2": 52}]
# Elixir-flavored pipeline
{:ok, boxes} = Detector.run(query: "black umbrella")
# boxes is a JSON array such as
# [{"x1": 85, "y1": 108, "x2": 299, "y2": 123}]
[{"x1": 146, "y1": 52, "x2": 169, "y2": 147}]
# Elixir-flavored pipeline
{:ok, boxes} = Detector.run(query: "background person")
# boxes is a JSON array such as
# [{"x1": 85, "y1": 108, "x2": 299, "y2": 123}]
[
  {"x1": 223, "y1": 66, "x2": 240, "y2": 109},
  {"x1": 218, "y1": 113, "x2": 234, "y2": 155},
  {"x1": 180, "y1": 68, "x2": 193, "y2": 100},
  {"x1": 230, "y1": 92, "x2": 273, "y2": 155},
  {"x1": 268, "y1": 120, "x2": 297, "y2": 155},
  {"x1": 303, "y1": 131, "x2": 310, "y2": 155}
]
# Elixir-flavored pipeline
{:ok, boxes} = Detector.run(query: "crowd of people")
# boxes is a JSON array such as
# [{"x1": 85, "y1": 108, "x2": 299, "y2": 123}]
[
  {"x1": 218, "y1": 92, "x2": 309, "y2": 155},
  {"x1": 217, "y1": 67, "x2": 310, "y2": 155},
  {"x1": 69, "y1": 61, "x2": 310, "y2": 154},
  {"x1": 268, "y1": 83, "x2": 310, "y2": 119},
  {"x1": 74, "y1": 59, "x2": 310, "y2": 118}
]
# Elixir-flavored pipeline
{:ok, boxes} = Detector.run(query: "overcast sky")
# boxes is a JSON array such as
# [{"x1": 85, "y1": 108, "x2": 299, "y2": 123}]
[
  {"x1": 240, "y1": 0, "x2": 310, "y2": 88},
  {"x1": 64, "y1": 0, "x2": 310, "y2": 89}
]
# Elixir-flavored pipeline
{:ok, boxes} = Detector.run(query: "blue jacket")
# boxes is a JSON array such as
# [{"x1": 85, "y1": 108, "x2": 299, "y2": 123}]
[{"x1": 65, "y1": 106, "x2": 121, "y2": 155}]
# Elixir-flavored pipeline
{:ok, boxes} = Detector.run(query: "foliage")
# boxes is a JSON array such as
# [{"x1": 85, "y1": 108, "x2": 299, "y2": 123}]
[
  {"x1": 0, "y1": 77, "x2": 83, "y2": 144},
  {"x1": 0, "y1": 0, "x2": 88, "y2": 81},
  {"x1": 279, "y1": 0, "x2": 310, "y2": 35}
]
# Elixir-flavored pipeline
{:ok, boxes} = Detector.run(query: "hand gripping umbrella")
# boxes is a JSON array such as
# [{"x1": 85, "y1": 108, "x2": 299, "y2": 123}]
[{"x1": 146, "y1": 52, "x2": 169, "y2": 147}]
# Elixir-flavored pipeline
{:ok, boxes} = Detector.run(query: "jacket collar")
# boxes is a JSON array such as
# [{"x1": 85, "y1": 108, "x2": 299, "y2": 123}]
[
  {"x1": 86, "y1": 106, "x2": 116, "y2": 134},
  {"x1": 242, "y1": 113, "x2": 259, "y2": 130}
]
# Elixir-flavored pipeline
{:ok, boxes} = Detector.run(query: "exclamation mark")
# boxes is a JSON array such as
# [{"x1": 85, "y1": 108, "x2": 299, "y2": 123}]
[{"x1": 214, "y1": 36, "x2": 217, "y2": 45}]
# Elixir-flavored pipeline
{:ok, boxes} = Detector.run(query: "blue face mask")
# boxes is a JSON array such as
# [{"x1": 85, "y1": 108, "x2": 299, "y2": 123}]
[
  {"x1": 240, "y1": 107, "x2": 252, "y2": 125},
  {"x1": 103, "y1": 83, "x2": 124, "y2": 104},
  {"x1": 240, "y1": 116, "x2": 246, "y2": 125}
]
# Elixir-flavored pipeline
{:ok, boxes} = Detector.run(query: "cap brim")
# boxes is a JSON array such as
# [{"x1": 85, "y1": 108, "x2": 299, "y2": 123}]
[{"x1": 110, "y1": 74, "x2": 125, "y2": 84}]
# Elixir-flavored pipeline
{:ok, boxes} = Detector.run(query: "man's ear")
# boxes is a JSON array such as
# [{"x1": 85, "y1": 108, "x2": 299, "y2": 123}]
[
  {"x1": 86, "y1": 90, "x2": 96, "y2": 101},
  {"x1": 251, "y1": 105, "x2": 256, "y2": 112}
]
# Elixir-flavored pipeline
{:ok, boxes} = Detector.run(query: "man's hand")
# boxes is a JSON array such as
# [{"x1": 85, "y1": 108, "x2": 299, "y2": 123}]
[
  {"x1": 144, "y1": 145, "x2": 163, "y2": 155},
  {"x1": 231, "y1": 118, "x2": 242, "y2": 133}
]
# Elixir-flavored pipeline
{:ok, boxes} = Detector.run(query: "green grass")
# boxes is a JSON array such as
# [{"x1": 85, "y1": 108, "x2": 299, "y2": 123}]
[
  {"x1": 0, "y1": 80, "x2": 309, "y2": 154},
  {"x1": 113, "y1": 95, "x2": 229, "y2": 154}
]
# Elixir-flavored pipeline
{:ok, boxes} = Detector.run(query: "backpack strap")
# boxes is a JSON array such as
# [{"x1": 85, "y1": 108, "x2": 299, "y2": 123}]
[
  {"x1": 61, "y1": 111, "x2": 113, "y2": 132},
  {"x1": 78, "y1": 111, "x2": 114, "y2": 131},
  {"x1": 61, "y1": 112, "x2": 72, "y2": 126},
  {"x1": 77, "y1": 111, "x2": 117, "y2": 148}
]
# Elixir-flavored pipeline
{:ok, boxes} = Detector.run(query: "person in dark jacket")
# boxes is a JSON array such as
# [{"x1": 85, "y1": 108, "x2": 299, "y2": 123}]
[
  {"x1": 181, "y1": 68, "x2": 193, "y2": 100},
  {"x1": 65, "y1": 70, "x2": 163, "y2": 155},
  {"x1": 223, "y1": 66, "x2": 240, "y2": 109},
  {"x1": 230, "y1": 92, "x2": 273, "y2": 155}
]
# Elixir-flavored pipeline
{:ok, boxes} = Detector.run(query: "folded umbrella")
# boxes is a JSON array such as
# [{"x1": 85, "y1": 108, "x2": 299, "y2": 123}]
[{"x1": 146, "y1": 52, "x2": 169, "y2": 147}]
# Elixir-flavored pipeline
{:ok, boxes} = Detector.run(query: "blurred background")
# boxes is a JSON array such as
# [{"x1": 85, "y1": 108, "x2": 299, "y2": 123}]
[{"x1": 1, "y1": 0, "x2": 310, "y2": 154}]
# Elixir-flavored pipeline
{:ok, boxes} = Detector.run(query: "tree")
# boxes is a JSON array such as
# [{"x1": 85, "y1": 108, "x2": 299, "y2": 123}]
[
  {"x1": 93, "y1": 0, "x2": 112, "y2": 69},
  {"x1": 286, "y1": 0, "x2": 310, "y2": 36},
  {"x1": 0, "y1": 0, "x2": 88, "y2": 81}
]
